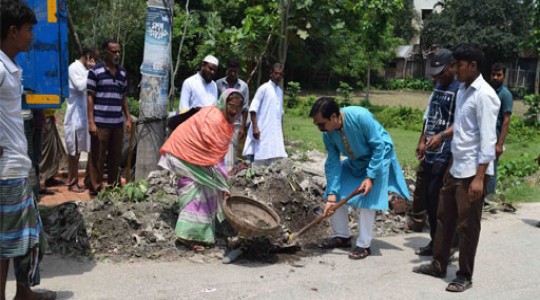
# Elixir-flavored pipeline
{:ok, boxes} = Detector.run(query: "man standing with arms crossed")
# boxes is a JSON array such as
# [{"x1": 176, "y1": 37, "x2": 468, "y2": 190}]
[
  {"x1": 86, "y1": 39, "x2": 132, "y2": 195},
  {"x1": 413, "y1": 44, "x2": 500, "y2": 293}
]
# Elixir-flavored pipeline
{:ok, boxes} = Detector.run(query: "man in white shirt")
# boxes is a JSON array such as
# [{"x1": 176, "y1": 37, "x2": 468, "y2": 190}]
[
  {"x1": 242, "y1": 63, "x2": 287, "y2": 167},
  {"x1": 413, "y1": 44, "x2": 500, "y2": 293},
  {"x1": 216, "y1": 60, "x2": 249, "y2": 171},
  {"x1": 178, "y1": 55, "x2": 218, "y2": 111},
  {"x1": 65, "y1": 47, "x2": 98, "y2": 192},
  {"x1": 1, "y1": 1, "x2": 55, "y2": 299}
]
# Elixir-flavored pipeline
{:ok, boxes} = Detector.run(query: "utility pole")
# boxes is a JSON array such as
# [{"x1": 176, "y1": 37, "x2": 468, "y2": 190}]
[{"x1": 135, "y1": 0, "x2": 173, "y2": 179}]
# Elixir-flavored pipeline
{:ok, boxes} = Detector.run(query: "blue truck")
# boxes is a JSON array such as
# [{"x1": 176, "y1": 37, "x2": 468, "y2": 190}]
[{"x1": 16, "y1": 0, "x2": 69, "y2": 109}]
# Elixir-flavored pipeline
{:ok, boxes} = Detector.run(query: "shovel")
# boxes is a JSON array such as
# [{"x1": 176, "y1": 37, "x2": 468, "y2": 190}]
[{"x1": 287, "y1": 188, "x2": 363, "y2": 244}]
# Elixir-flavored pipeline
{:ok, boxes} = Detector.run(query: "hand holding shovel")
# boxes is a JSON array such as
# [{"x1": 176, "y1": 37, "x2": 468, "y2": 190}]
[{"x1": 287, "y1": 187, "x2": 364, "y2": 244}]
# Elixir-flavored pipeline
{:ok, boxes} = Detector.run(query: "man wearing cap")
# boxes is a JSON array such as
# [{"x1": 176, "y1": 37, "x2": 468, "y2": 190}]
[
  {"x1": 179, "y1": 55, "x2": 219, "y2": 111},
  {"x1": 413, "y1": 44, "x2": 500, "y2": 293},
  {"x1": 216, "y1": 59, "x2": 249, "y2": 171},
  {"x1": 410, "y1": 48, "x2": 459, "y2": 256}
]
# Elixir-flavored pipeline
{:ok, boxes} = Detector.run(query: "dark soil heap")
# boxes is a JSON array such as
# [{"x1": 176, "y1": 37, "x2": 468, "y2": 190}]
[{"x1": 39, "y1": 154, "x2": 413, "y2": 262}]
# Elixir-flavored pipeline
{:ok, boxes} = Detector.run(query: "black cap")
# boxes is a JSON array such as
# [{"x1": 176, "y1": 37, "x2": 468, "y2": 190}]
[{"x1": 427, "y1": 48, "x2": 452, "y2": 76}]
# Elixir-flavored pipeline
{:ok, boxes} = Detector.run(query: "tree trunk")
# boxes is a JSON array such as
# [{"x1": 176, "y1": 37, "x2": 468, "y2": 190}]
[
  {"x1": 535, "y1": 56, "x2": 539, "y2": 95},
  {"x1": 67, "y1": 11, "x2": 82, "y2": 55},
  {"x1": 365, "y1": 64, "x2": 371, "y2": 100},
  {"x1": 169, "y1": 0, "x2": 190, "y2": 107},
  {"x1": 135, "y1": 0, "x2": 172, "y2": 180},
  {"x1": 246, "y1": 32, "x2": 273, "y2": 85},
  {"x1": 278, "y1": 0, "x2": 290, "y2": 89}
]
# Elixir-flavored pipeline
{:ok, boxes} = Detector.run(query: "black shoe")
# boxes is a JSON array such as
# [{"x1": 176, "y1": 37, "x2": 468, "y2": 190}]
[
  {"x1": 318, "y1": 237, "x2": 351, "y2": 249},
  {"x1": 412, "y1": 264, "x2": 445, "y2": 278},
  {"x1": 415, "y1": 244, "x2": 433, "y2": 256}
]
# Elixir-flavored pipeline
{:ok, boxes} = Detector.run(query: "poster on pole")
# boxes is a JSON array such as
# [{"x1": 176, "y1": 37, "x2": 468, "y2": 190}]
[{"x1": 140, "y1": 1, "x2": 171, "y2": 107}]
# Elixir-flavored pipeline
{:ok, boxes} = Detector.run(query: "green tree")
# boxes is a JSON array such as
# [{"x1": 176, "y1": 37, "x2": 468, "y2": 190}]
[
  {"x1": 522, "y1": 0, "x2": 540, "y2": 94},
  {"x1": 421, "y1": 0, "x2": 533, "y2": 70},
  {"x1": 393, "y1": 0, "x2": 420, "y2": 44}
]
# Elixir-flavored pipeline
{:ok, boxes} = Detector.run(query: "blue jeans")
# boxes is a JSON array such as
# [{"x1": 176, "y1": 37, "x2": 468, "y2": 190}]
[{"x1": 486, "y1": 158, "x2": 498, "y2": 196}]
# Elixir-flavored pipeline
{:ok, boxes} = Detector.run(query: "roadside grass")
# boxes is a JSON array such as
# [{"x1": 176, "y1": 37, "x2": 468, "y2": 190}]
[
  {"x1": 284, "y1": 114, "x2": 419, "y2": 170},
  {"x1": 505, "y1": 184, "x2": 540, "y2": 203}
]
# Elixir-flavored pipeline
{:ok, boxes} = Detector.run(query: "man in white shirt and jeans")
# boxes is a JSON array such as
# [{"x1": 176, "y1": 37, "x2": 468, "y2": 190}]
[{"x1": 413, "y1": 44, "x2": 500, "y2": 293}]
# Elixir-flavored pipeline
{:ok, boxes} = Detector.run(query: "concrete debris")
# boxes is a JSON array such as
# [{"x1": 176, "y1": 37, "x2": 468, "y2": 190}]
[{"x1": 40, "y1": 151, "x2": 416, "y2": 263}]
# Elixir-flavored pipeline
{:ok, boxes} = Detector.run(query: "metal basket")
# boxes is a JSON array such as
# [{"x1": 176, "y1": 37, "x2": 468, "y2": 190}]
[{"x1": 223, "y1": 195, "x2": 281, "y2": 237}]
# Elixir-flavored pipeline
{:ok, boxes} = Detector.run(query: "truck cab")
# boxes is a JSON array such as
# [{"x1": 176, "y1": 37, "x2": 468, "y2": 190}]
[{"x1": 16, "y1": 0, "x2": 69, "y2": 109}]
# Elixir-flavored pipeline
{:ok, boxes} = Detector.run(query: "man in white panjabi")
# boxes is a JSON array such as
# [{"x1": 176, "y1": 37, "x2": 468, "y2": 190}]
[
  {"x1": 64, "y1": 47, "x2": 98, "y2": 193},
  {"x1": 178, "y1": 55, "x2": 219, "y2": 111},
  {"x1": 242, "y1": 63, "x2": 287, "y2": 167}
]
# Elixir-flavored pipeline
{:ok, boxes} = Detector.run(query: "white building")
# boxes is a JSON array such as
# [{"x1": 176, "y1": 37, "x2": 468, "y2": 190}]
[{"x1": 411, "y1": 0, "x2": 444, "y2": 45}]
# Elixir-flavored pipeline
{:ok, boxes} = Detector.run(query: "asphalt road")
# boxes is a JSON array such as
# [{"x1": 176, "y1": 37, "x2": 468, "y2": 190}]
[{"x1": 5, "y1": 203, "x2": 540, "y2": 300}]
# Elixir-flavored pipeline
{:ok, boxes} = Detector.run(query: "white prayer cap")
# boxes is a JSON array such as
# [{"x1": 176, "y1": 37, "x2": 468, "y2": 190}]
[{"x1": 203, "y1": 55, "x2": 219, "y2": 66}]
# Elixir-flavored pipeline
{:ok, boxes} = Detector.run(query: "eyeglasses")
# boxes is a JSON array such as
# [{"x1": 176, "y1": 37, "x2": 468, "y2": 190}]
[
  {"x1": 226, "y1": 103, "x2": 242, "y2": 112},
  {"x1": 315, "y1": 121, "x2": 327, "y2": 131}
]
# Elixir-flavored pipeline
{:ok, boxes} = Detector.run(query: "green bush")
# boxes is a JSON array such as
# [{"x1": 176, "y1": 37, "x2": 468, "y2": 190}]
[
  {"x1": 285, "y1": 81, "x2": 301, "y2": 108},
  {"x1": 498, "y1": 154, "x2": 539, "y2": 188},
  {"x1": 374, "y1": 105, "x2": 424, "y2": 132},
  {"x1": 127, "y1": 97, "x2": 140, "y2": 117},
  {"x1": 336, "y1": 81, "x2": 353, "y2": 107},
  {"x1": 523, "y1": 94, "x2": 540, "y2": 127},
  {"x1": 385, "y1": 78, "x2": 433, "y2": 91},
  {"x1": 508, "y1": 116, "x2": 538, "y2": 140},
  {"x1": 510, "y1": 86, "x2": 528, "y2": 99},
  {"x1": 387, "y1": 78, "x2": 405, "y2": 90}
]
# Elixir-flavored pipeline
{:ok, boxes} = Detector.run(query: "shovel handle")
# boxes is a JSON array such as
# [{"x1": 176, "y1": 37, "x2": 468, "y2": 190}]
[{"x1": 290, "y1": 188, "x2": 363, "y2": 242}]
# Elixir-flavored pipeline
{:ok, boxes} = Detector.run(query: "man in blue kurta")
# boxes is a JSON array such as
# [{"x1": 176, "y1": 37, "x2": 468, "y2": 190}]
[{"x1": 310, "y1": 97, "x2": 410, "y2": 259}]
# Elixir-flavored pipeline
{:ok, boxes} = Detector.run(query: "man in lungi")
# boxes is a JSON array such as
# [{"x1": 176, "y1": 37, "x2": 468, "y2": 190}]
[{"x1": 0, "y1": 1, "x2": 55, "y2": 299}]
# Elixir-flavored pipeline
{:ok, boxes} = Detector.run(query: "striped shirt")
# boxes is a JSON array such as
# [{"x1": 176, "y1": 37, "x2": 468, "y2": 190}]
[{"x1": 87, "y1": 62, "x2": 127, "y2": 128}]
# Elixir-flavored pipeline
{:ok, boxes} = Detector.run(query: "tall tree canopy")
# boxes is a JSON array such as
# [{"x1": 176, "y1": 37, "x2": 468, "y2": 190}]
[
  {"x1": 69, "y1": 0, "x2": 405, "y2": 93},
  {"x1": 421, "y1": 0, "x2": 534, "y2": 68}
]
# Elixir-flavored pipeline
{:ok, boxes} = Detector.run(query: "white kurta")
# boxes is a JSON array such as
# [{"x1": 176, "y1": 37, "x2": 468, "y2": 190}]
[
  {"x1": 64, "y1": 59, "x2": 90, "y2": 156},
  {"x1": 242, "y1": 80, "x2": 287, "y2": 160},
  {"x1": 178, "y1": 73, "x2": 218, "y2": 111}
]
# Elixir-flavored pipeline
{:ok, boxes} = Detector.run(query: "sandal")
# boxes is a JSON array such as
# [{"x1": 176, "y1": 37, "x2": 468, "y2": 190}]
[
  {"x1": 68, "y1": 184, "x2": 86, "y2": 193},
  {"x1": 190, "y1": 244, "x2": 206, "y2": 252},
  {"x1": 348, "y1": 246, "x2": 371, "y2": 259},
  {"x1": 412, "y1": 264, "x2": 445, "y2": 278},
  {"x1": 318, "y1": 237, "x2": 351, "y2": 249},
  {"x1": 35, "y1": 290, "x2": 57, "y2": 300},
  {"x1": 446, "y1": 276, "x2": 472, "y2": 292},
  {"x1": 177, "y1": 239, "x2": 207, "y2": 252}
]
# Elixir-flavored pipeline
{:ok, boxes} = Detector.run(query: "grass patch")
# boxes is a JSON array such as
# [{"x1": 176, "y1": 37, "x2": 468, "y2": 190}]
[
  {"x1": 284, "y1": 114, "x2": 324, "y2": 152},
  {"x1": 505, "y1": 183, "x2": 540, "y2": 203},
  {"x1": 386, "y1": 128, "x2": 420, "y2": 169},
  {"x1": 283, "y1": 113, "x2": 420, "y2": 169}
]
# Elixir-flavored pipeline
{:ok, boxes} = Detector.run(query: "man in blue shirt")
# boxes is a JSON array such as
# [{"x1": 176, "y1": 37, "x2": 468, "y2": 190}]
[{"x1": 486, "y1": 62, "x2": 513, "y2": 196}]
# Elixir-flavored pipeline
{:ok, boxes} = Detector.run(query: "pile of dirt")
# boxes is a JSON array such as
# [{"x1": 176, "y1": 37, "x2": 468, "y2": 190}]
[{"x1": 40, "y1": 151, "x2": 413, "y2": 262}]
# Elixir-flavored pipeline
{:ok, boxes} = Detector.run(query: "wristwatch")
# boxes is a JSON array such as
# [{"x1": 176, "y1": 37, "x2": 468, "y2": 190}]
[{"x1": 440, "y1": 131, "x2": 448, "y2": 141}]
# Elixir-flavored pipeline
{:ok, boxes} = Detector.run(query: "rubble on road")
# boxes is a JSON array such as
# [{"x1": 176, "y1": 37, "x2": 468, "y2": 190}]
[{"x1": 40, "y1": 151, "x2": 413, "y2": 263}]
